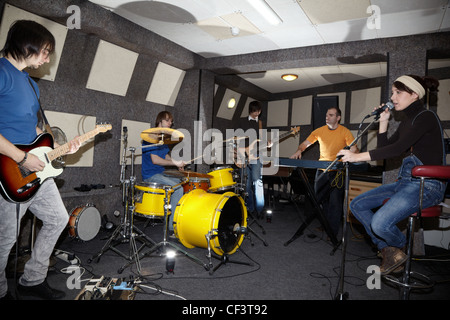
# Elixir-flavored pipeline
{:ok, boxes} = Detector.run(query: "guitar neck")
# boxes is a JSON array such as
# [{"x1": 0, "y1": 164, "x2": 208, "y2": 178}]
[
  {"x1": 267, "y1": 127, "x2": 299, "y2": 145},
  {"x1": 47, "y1": 129, "x2": 100, "y2": 161},
  {"x1": 276, "y1": 130, "x2": 292, "y2": 142}
]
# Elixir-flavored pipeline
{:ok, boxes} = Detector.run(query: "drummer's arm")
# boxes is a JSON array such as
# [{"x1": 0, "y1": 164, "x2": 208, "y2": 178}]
[
  {"x1": 151, "y1": 154, "x2": 173, "y2": 166},
  {"x1": 151, "y1": 154, "x2": 184, "y2": 170}
]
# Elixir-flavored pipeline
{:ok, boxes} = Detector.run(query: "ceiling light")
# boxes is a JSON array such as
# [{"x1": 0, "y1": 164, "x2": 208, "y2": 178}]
[
  {"x1": 247, "y1": 0, "x2": 283, "y2": 26},
  {"x1": 281, "y1": 74, "x2": 298, "y2": 81},
  {"x1": 227, "y1": 97, "x2": 236, "y2": 108}
]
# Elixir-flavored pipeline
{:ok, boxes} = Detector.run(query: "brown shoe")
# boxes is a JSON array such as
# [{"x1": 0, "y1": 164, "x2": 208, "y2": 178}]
[{"x1": 380, "y1": 247, "x2": 408, "y2": 275}]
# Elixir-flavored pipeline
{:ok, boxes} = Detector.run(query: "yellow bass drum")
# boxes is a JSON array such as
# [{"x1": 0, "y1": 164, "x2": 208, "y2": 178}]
[{"x1": 173, "y1": 189, "x2": 247, "y2": 256}]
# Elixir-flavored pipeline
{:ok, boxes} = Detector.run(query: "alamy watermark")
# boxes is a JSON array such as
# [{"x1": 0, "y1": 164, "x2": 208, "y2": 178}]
[
  {"x1": 67, "y1": 5, "x2": 382, "y2": 31},
  {"x1": 366, "y1": 265, "x2": 381, "y2": 289},
  {"x1": 66, "y1": 5, "x2": 81, "y2": 29},
  {"x1": 367, "y1": 5, "x2": 381, "y2": 30},
  {"x1": 66, "y1": 265, "x2": 82, "y2": 290},
  {"x1": 169, "y1": 121, "x2": 280, "y2": 175}
]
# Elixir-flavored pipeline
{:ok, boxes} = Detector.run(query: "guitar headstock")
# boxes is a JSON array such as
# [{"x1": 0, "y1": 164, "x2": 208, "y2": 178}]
[
  {"x1": 290, "y1": 126, "x2": 300, "y2": 135},
  {"x1": 95, "y1": 123, "x2": 112, "y2": 132}
]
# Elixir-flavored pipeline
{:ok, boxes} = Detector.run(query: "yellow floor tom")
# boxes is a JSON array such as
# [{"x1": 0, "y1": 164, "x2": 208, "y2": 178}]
[{"x1": 134, "y1": 182, "x2": 172, "y2": 217}]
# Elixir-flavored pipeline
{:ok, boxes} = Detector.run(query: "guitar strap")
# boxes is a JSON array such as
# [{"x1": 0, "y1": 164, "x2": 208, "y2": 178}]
[{"x1": 27, "y1": 77, "x2": 54, "y2": 138}]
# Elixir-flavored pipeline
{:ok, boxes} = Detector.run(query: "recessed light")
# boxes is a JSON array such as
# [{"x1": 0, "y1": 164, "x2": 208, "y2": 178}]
[
  {"x1": 281, "y1": 74, "x2": 298, "y2": 81},
  {"x1": 227, "y1": 97, "x2": 236, "y2": 108}
]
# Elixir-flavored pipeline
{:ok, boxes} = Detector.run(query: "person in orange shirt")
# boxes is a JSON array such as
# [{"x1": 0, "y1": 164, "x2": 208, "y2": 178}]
[{"x1": 291, "y1": 106, "x2": 358, "y2": 238}]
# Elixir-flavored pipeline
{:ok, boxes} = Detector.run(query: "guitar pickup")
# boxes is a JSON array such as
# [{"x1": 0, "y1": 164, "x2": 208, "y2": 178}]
[{"x1": 17, "y1": 178, "x2": 41, "y2": 194}]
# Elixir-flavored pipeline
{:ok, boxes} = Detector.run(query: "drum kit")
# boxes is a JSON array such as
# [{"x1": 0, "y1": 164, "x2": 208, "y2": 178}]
[{"x1": 89, "y1": 127, "x2": 266, "y2": 275}]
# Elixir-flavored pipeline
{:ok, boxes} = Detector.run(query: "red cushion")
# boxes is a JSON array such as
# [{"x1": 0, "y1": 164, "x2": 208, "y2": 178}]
[
  {"x1": 411, "y1": 205, "x2": 442, "y2": 217},
  {"x1": 412, "y1": 165, "x2": 450, "y2": 179},
  {"x1": 409, "y1": 165, "x2": 447, "y2": 217}
]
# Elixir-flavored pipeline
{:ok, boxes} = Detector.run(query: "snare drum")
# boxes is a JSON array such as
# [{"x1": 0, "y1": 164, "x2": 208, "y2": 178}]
[
  {"x1": 182, "y1": 177, "x2": 210, "y2": 193},
  {"x1": 68, "y1": 205, "x2": 101, "y2": 241},
  {"x1": 208, "y1": 166, "x2": 236, "y2": 192},
  {"x1": 134, "y1": 182, "x2": 173, "y2": 217}
]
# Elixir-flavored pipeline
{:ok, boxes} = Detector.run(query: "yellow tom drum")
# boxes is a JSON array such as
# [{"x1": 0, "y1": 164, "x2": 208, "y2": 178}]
[
  {"x1": 134, "y1": 182, "x2": 173, "y2": 217},
  {"x1": 173, "y1": 189, "x2": 247, "y2": 256},
  {"x1": 208, "y1": 166, "x2": 236, "y2": 192}
]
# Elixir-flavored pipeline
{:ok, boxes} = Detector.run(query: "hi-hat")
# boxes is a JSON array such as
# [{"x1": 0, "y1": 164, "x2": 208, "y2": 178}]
[{"x1": 141, "y1": 128, "x2": 184, "y2": 144}]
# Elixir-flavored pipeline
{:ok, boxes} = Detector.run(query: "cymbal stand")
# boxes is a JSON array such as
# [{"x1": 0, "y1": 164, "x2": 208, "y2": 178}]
[
  {"x1": 205, "y1": 230, "x2": 253, "y2": 275},
  {"x1": 118, "y1": 184, "x2": 209, "y2": 273},
  {"x1": 89, "y1": 147, "x2": 156, "y2": 275}
]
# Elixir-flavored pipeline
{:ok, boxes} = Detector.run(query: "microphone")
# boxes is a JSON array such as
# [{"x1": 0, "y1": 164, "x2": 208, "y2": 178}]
[
  {"x1": 232, "y1": 223, "x2": 248, "y2": 235},
  {"x1": 369, "y1": 102, "x2": 394, "y2": 117}
]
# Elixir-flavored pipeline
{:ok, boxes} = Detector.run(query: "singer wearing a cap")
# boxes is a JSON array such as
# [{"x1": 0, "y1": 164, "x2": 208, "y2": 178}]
[{"x1": 337, "y1": 75, "x2": 446, "y2": 275}]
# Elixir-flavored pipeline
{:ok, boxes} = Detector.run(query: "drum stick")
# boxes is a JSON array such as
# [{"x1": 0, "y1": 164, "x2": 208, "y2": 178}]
[{"x1": 183, "y1": 155, "x2": 203, "y2": 165}]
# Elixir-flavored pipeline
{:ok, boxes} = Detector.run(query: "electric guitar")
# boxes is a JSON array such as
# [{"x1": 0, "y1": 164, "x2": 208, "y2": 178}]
[
  {"x1": 234, "y1": 126, "x2": 300, "y2": 167},
  {"x1": 0, "y1": 123, "x2": 112, "y2": 203}
]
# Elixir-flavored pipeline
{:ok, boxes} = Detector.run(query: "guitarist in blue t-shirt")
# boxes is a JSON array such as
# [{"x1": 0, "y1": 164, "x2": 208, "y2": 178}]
[{"x1": 0, "y1": 20, "x2": 81, "y2": 300}]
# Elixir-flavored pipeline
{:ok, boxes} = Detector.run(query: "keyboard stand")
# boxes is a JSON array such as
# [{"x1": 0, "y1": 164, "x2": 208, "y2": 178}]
[{"x1": 283, "y1": 167, "x2": 340, "y2": 250}]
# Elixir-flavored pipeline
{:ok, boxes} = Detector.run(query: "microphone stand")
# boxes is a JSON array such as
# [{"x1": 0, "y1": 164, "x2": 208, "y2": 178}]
[
  {"x1": 120, "y1": 127, "x2": 128, "y2": 206},
  {"x1": 241, "y1": 157, "x2": 269, "y2": 246},
  {"x1": 233, "y1": 142, "x2": 268, "y2": 246},
  {"x1": 320, "y1": 114, "x2": 381, "y2": 300}
]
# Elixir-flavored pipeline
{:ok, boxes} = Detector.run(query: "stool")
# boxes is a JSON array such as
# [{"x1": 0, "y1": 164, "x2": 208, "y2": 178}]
[{"x1": 384, "y1": 165, "x2": 450, "y2": 300}]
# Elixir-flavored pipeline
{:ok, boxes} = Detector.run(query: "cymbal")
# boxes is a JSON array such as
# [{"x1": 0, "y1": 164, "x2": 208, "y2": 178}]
[
  {"x1": 141, "y1": 127, "x2": 184, "y2": 144},
  {"x1": 164, "y1": 170, "x2": 213, "y2": 179}
]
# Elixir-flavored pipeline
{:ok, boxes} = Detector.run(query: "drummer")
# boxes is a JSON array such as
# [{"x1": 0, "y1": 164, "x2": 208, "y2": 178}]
[{"x1": 142, "y1": 111, "x2": 185, "y2": 237}]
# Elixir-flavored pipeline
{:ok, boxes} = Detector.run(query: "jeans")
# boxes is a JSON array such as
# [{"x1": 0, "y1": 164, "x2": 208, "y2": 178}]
[
  {"x1": 0, "y1": 179, "x2": 69, "y2": 297},
  {"x1": 246, "y1": 161, "x2": 264, "y2": 214},
  {"x1": 144, "y1": 173, "x2": 183, "y2": 232},
  {"x1": 350, "y1": 155, "x2": 446, "y2": 250}
]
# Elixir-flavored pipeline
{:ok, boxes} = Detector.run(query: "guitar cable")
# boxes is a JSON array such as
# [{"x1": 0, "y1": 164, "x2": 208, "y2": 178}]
[{"x1": 330, "y1": 170, "x2": 344, "y2": 189}]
